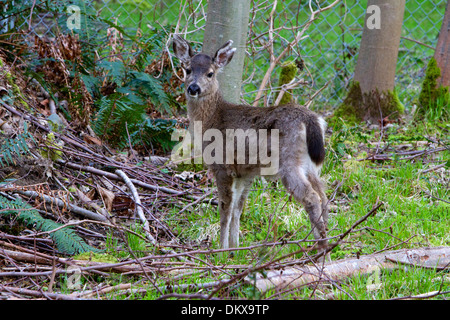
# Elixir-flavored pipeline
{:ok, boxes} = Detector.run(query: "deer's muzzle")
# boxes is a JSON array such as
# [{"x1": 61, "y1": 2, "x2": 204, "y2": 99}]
[{"x1": 187, "y1": 84, "x2": 201, "y2": 97}]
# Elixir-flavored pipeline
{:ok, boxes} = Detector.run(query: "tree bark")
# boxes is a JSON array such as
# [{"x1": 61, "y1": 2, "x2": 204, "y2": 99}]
[
  {"x1": 202, "y1": 0, "x2": 251, "y2": 104},
  {"x1": 434, "y1": 0, "x2": 450, "y2": 87},
  {"x1": 334, "y1": 0, "x2": 406, "y2": 124},
  {"x1": 354, "y1": 0, "x2": 406, "y2": 93}
]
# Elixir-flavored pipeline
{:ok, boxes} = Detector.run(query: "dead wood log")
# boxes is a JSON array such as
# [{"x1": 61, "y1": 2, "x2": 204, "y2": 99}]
[{"x1": 248, "y1": 246, "x2": 450, "y2": 293}]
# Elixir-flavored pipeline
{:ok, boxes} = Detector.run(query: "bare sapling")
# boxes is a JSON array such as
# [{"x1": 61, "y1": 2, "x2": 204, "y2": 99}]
[{"x1": 172, "y1": 35, "x2": 329, "y2": 258}]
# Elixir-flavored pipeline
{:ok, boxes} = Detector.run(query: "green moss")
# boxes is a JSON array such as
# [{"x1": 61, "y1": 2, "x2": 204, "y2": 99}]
[
  {"x1": 175, "y1": 162, "x2": 204, "y2": 173},
  {"x1": 74, "y1": 251, "x2": 118, "y2": 263},
  {"x1": 276, "y1": 60, "x2": 298, "y2": 105},
  {"x1": 330, "y1": 82, "x2": 362, "y2": 127},
  {"x1": 417, "y1": 57, "x2": 449, "y2": 119},
  {"x1": 331, "y1": 82, "x2": 404, "y2": 127},
  {"x1": 40, "y1": 133, "x2": 63, "y2": 161},
  {"x1": 171, "y1": 141, "x2": 205, "y2": 172}
]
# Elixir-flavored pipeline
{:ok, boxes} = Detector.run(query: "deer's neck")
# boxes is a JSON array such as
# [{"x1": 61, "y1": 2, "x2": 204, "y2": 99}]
[{"x1": 186, "y1": 91, "x2": 223, "y2": 129}]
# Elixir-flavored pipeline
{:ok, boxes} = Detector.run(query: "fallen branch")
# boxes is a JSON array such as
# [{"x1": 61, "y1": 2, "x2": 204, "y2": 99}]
[
  {"x1": 249, "y1": 246, "x2": 450, "y2": 293},
  {"x1": 115, "y1": 169, "x2": 156, "y2": 245},
  {"x1": 77, "y1": 283, "x2": 132, "y2": 299},
  {"x1": 0, "y1": 285, "x2": 80, "y2": 300},
  {"x1": 0, "y1": 248, "x2": 153, "y2": 276},
  {"x1": 56, "y1": 159, "x2": 218, "y2": 206},
  {"x1": 16, "y1": 190, "x2": 107, "y2": 222}
]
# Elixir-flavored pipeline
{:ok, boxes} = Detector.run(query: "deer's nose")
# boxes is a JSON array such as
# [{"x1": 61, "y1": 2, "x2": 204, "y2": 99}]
[{"x1": 187, "y1": 84, "x2": 201, "y2": 96}]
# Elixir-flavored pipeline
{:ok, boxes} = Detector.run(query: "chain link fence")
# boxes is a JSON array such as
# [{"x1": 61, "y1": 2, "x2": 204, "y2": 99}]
[{"x1": 3, "y1": 0, "x2": 446, "y2": 109}]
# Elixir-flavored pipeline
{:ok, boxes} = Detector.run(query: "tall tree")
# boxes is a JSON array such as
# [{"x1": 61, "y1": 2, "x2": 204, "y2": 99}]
[
  {"x1": 334, "y1": 0, "x2": 406, "y2": 124},
  {"x1": 434, "y1": 0, "x2": 450, "y2": 87},
  {"x1": 202, "y1": 0, "x2": 251, "y2": 104}
]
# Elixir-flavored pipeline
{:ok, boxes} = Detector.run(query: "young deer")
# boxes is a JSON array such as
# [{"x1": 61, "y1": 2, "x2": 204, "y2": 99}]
[{"x1": 172, "y1": 35, "x2": 329, "y2": 254}]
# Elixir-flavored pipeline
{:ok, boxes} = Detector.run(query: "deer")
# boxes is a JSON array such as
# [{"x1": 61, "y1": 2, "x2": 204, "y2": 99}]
[{"x1": 172, "y1": 35, "x2": 329, "y2": 258}]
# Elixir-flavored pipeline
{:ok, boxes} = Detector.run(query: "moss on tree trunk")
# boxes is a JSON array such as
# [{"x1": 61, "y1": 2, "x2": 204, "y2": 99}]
[
  {"x1": 416, "y1": 57, "x2": 449, "y2": 119},
  {"x1": 276, "y1": 60, "x2": 297, "y2": 105},
  {"x1": 331, "y1": 82, "x2": 404, "y2": 126}
]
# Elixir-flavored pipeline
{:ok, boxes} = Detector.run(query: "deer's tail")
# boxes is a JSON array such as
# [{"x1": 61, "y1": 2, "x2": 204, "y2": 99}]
[{"x1": 306, "y1": 117, "x2": 326, "y2": 165}]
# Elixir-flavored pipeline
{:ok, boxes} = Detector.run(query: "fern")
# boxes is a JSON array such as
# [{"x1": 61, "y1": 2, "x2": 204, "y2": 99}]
[
  {"x1": 92, "y1": 93, "x2": 177, "y2": 151},
  {"x1": 0, "y1": 122, "x2": 34, "y2": 167},
  {"x1": 93, "y1": 94, "x2": 146, "y2": 148},
  {"x1": 0, "y1": 195, "x2": 98, "y2": 255},
  {"x1": 129, "y1": 70, "x2": 171, "y2": 113},
  {"x1": 137, "y1": 118, "x2": 178, "y2": 153}
]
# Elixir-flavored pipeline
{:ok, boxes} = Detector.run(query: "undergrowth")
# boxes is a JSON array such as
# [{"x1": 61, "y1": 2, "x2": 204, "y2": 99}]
[
  {"x1": 0, "y1": 195, "x2": 97, "y2": 255},
  {"x1": 0, "y1": 122, "x2": 34, "y2": 167},
  {"x1": 2, "y1": 0, "x2": 180, "y2": 153}
]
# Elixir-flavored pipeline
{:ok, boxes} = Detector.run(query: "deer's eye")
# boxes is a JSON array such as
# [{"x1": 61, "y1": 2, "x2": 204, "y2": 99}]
[
  {"x1": 186, "y1": 68, "x2": 192, "y2": 75},
  {"x1": 207, "y1": 72, "x2": 214, "y2": 78}
]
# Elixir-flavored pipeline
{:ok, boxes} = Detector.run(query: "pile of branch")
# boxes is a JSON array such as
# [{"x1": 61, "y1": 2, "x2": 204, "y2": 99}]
[{"x1": 0, "y1": 99, "x2": 213, "y2": 237}]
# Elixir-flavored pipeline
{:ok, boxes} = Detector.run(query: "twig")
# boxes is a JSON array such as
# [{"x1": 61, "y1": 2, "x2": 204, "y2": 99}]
[
  {"x1": 78, "y1": 283, "x2": 132, "y2": 299},
  {"x1": 115, "y1": 169, "x2": 156, "y2": 245},
  {"x1": 56, "y1": 159, "x2": 218, "y2": 205},
  {"x1": 74, "y1": 187, "x2": 110, "y2": 218},
  {"x1": 419, "y1": 188, "x2": 450, "y2": 204},
  {"x1": 274, "y1": 78, "x2": 308, "y2": 106},
  {"x1": 304, "y1": 79, "x2": 331, "y2": 109},
  {"x1": 177, "y1": 190, "x2": 213, "y2": 215},
  {"x1": 252, "y1": 0, "x2": 341, "y2": 106},
  {"x1": 331, "y1": 202, "x2": 383, "y2": 248},
  {"x1": 420, "y1": 163, "x2": 446, "y2": 174},
  {"x1": 0, "y1": 285, "x2": 79, "y2": 300},
  {"x1": 57, "y1": 160, "x2": 184, "y2": 196},
  {"x1": 15, "y1": 190, "x2": 107, "y2": 222}
]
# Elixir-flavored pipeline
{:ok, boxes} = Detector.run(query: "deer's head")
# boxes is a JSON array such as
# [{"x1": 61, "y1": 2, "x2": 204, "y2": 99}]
[{"x1": 172, "y1": 35, "x2": 236, "y2": 100}]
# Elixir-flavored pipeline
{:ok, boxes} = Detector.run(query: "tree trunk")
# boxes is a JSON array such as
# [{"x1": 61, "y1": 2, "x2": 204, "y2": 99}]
[
  {"x1": 434, "y1": 0, "x2": 450, "y2": 87},
  {"x1": 335, "y1": 0, "x2": 406, "y2": 124},
  {"x1": 202, "y1": 0, "x2": 251, "y2": 104},
  {"x1": 354, "y1": 0, "x2": 405, "y2": 93}
]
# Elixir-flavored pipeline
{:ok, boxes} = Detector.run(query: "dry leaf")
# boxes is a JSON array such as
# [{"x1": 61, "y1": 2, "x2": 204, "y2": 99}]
[
  {"x1": 98, "y1": 186, "x2": 115, "y2": 213},
  {"x1": 83, "y1": 134, "x2": 102, "y2": 146}
]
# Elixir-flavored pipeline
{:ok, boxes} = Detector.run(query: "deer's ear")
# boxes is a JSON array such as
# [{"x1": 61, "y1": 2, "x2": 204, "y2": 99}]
[
  {"x1": 172, "y1": 35, "x2": 194, "y2": 65},
  {"x1": 213, "y1": 40, "x2": 236, "y2": 69}
]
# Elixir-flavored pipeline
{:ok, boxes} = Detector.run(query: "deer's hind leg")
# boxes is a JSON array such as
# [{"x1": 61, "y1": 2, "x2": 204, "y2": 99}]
[
  {"x1": 281, "y1": 165, "x2": 328, "y2": 250},
  {"x1": 307, "y1": 171, "x2": 329, "y2": 228}
]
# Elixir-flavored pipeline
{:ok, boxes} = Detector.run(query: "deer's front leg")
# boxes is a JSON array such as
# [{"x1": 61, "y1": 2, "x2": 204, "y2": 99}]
[
  {"x1": 229, "y1": 178, "x2": 252, "y2": 248},
  {"x1": 214, "y1": 171, "x2": 234, "y2": 249}
]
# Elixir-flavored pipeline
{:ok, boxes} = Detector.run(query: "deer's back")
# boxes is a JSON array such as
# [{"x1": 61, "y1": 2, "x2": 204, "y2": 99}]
[{"x1": 204, "y1": 102, "x2": 326, "y2": 177}]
